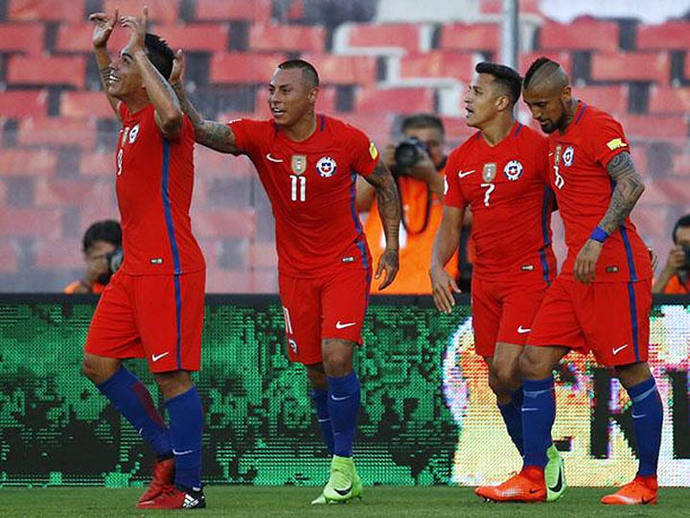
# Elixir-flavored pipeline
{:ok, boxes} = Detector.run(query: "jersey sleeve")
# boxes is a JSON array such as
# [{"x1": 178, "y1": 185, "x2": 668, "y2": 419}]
[
  {"x1": 584, "y1": 112, "x2": 630, "y2": 168},
  {"x1": 443, "y1": 150, "x2": 466, "y2": 209},
  {"x1": 226, "y1": 118, "x2": 263, "y2": 156},
  {"x1": 347, "y1": 125, "x2": 379, "y2": 177}
]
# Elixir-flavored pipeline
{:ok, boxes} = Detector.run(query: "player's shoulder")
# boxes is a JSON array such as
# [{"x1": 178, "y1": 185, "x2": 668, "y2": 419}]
[
  {"x1": 448, "y1": 131, "x2": 482, "y2": 163},
  {"x1": 579, "y1": 102, "x2": 622, "y2": 128},
  {"x1": 515, "y1": 122, "x2": 547, "y2": 143},
  {"x1": 228, "y1": 117, "x2": 273, "y2": 132},
  {"x1": 325, "y1": 114, "x2": 368, "y2": 139}
]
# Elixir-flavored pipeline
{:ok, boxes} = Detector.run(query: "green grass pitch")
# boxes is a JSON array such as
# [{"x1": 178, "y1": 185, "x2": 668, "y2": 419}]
[{"x1": 0, "y1": 486, "x2": 688, "y2": 517}]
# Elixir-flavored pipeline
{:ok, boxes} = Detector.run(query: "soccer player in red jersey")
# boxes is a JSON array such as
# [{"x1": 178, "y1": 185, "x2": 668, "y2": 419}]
[
  {"x1": 170, "y1": 56, "x2": 400, "y2": 503},
  {"x1": 430, "y1": 62, "x2": 566, "y2": 501},
  {"x1": 82, "y1": 9, "x2": 207, "y2": 510},
  {"x1": 478, "y1": 58, "x2": 662, "y2": 505}
]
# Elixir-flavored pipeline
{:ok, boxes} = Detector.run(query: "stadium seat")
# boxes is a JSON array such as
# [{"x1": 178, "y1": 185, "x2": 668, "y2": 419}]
[
  {"x1": 0, "y1": 23, "x2": 45, "y2": 55},
  {"x1": 629, "y1": 146, "x2": 648, "y2": 174},
  {"x1": 0, "y1": 239, "x2": 19, "y2": 272},
  {"x1": 34, "y1": 178, "x2": 111, "y2": 207},
  {"x1": 249, "y1": 24, "x2": 326, "y2": 53},
  {"x1": 152, "y1": 23, "x2": 230, "y2": 52},
  {"x1": 55, "y1": 22, "x2": 131, "y2": 53},
  {"x1": 7, "y1": 55, "x2": 86, "y2": 88},
  {"x1": 9, "y1": 0, "x2": 84, "y2": 22},
  {"x1": 195, "y1": 146, "x2": 255, "y2": 178},
  {"x1": 519, "y1": 51, "x2": 572, "y2": 76},
  {"x1": 590, "y1": 51, "x2": 670, "y2": 84},
  {"x1": 617, "y1": 114, "x2": 686, "y2": 139},
  {"x1": 480, "y1": 0, "x2": 540, "y2": 15},
  {"x1": 439, "y1": 23, "x2": 500, "y2": 52},
  {"x1": 672, "y1": 148, "x2": 690, "y2": 176},
  {"x1": 637, "y1": 22, "x2": 690, "y2": 50},
  {"x1": 573, "y1": 85, "x2": 628, "y2": 116},
  {"x1": 103, "y1": 0, "x2": 179, "y2": 24},
  {"x1": 539, "y1": 18, "x2": 619, "y2": 51},
  {"x1": 355, "y1": 87, "x2": 434, "y2": 114},
  {"x1": 299, "y1": 54, "x2": 377, "y2": 85},
  {"x1": 194, "y1": 0, "x2": 271, "y2": 22},
  {"x1": 345, "y1": 23, "x2": 422, "y2": 54},
  {"x1": 0, "y1": 207, "x2": 62, "y2": 237},
  {"x1": 210, "y1": 52, "x2": 287, "y2": 83},
  {"x1": 0, "y1": 149, "x2": 58, "y2": 176},
  {"x1": 401, "y1": 51, "x2": 474, "y2": 82},
  {"x1": 34, "y1": 238, "x2": 82, "y2": 268},
  {"x1": 0, "y1": 90, "x2": 48, "y2": 118},
  {"x1": 79, "y1": 150, "x2": 115, "y2": 177},
  {"x1": 648, "y1": 86, "x2": 690, "y2": 114},
  {"x1": 341, "y1": 112, "x2": 393, "y2": 145},
  {"x1": 17, "y1": 117, "x2": 97, "y2": 147},
  {"x1": 60, "y1": 91, "x2": 114, "y2": 118},
  {"x1": 193, "y1": 208, "x2": 256, "y2": 238},
  {"x1": 315, "y1": 86, "x2": 337, "y2": 113}
]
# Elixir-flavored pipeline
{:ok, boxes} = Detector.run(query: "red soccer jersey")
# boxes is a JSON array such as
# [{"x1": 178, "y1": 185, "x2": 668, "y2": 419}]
[
  {"x1": 229, "y1": 114, "x2": 379, "y2": 277},
  {"x1": 115, "y1": 103, "x2": 205, "y2": 275},
  {"x1": 444, "y1": 122, "x2": 556, "y2": 281},
  {"x1": 547, "y1": 101, "x2": 652, "y2": 282}
]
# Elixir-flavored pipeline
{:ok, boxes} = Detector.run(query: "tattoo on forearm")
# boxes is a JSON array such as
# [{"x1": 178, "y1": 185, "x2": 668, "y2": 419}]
[
  {"x1": 366, "y1": 162, "x2": 401, "y2": 249},
  {"x1": 196, "y1": 121, "x2": 235, "y2": 153},
  {"x1": 598, "y1": 152, "x2": 645, "y2": 234}
]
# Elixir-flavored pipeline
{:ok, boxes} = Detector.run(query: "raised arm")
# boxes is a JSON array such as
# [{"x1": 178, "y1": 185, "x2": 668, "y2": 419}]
[
  {"x1": 169, "y1": 50, "x2": 240, "y2": 154},
  {"x1": 430, "y1": 205, "x2": 463, "y2": 313},
  {"x1": 120, "y1": 9, "x2": 182, "y2": 139},
  {"x1": 88, "y1": 10, "x2": 120, "y2": 119},
  {"x1": 363, "y1": 160, "x2": 400, "y2": 290}
]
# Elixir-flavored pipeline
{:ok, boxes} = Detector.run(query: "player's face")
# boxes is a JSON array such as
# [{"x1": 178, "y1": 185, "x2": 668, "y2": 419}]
[
  {"x1": 108, "y1": 46, "x2": 143, "y2": 99},
  {"x1": 267, "y1": 68, "x2": 317, "y2": 127},
  {"x1": 523, "y1": 85, "x2": 570, "y2": 134},
  {"x1": 403, "y1": 126, "x2": 444, "y2": 169},
  {"x1": 464, "y1": 74, "x2": 503, "y2": 129}
]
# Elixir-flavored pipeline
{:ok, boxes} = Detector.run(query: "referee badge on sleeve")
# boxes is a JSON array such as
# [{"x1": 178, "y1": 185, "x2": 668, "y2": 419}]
[{"x1": 482, "y1": 162, "x2": 496, "y2": 182}]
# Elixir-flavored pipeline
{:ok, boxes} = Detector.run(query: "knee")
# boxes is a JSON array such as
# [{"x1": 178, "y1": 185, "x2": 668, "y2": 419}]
[
  {"x1": 487, "y1": 369, "x2": 507, "y2": 397},
  {"x1": 491, "y1": 360, "x2": 520, "y2": 391},
  {"x1": 321, "y1": 340, "x2": 354, "y2": 377},
  {"x1": 155, "y1": 371, "x2": 192, "y2": 399},
  {"x1": 82, "y1": 355, "x2": 118, "y2": 385},
  {"x1": 518, "y1": 348, "x2": 543, "y2": 380}
]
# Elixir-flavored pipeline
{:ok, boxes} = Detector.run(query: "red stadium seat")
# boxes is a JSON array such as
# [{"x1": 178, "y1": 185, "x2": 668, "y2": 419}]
[
  {"x1": 210, "y1": 52, "x2": 287, "y2": 83},
  {"x1": 80, "y1": 150, "x2": 115, "y2": 177},
  {"x1": 672, "y1": 148, "x2": 690, "y2": 176},
  {"x1": 480, "y1": 0, "x2": 540, "y2": 15},
  {"x1": 519, "y1": 51, "x2": 572, "y2": 77},
  {"x1": 0, "y1": 207, "x2": 63, "y2": 237},
  {"x1": 300, "y1": 54, "x2": 377, "y2": 85},
  {"x1": 152, "y1": 23, "x2": 230, "y2": 52},
  {"x1": 629, "y1": 146, "x2": 648, "y2": 174},
  {"x1": 34, "y1": 178, "x2": 111, "y2": 207},
  {"x1": 315, "y1": 86, "x2": 336, "y2": 114},
  {"x1": 194, "y1": 0, "x2": 271, "y2": 22},
  {"x1": 0, "y1": 239, "x2": 19, "y2": 272},
  {"x1": 7, "y1": 55, "x2": 86, "y2": 88},
  {"x1": 346, "y1": 23, "x2": 421, "y2": 54},
  {"x1": 355, "y1": 87, "x2": 434, "y2": 114},
  {"x1": 0, "y1": 23, "x2": 44, "y2": 55},
  {"x1": 60, "y1": 91, "x2": 114, "y2": 118},
  {"x1": 637, "y1": 22, "x2": 690, "y2": 50},
  {"x1": 34, "y1": 239, "x2": 82, "y2": 268},
  {"x1": 103, "y1": 0, "x2": 179, "y2": 24},
  {"x1": 573, "y1": 85, "x2": 628, "y2": 117},
  {"x1": 591, "y1": 52, "x2": 670, "y2": 84},
  {"x1": 401, "y1": 51, "x2": 474, "y2": 82},
  {"x1": 439, "y1": 23, "x2": 500, "y2": 52},
  {"x1": 540, "y1": 18, "x2": 619, "y2": 51},
  {"x1": 249, "y1": 24, "x2": 326, "y2": 53},
  {"x1": 195, "y1": 145, "x2": 255, "y2": 178},
  {"x1": 9, "y1": 0, "x2": 84, "y2": 22},
  {"x1": 340, "y1": 112, "x2": 392, "y2": 145},
  {"x1": 618, "y1": 114, "x2": 687, "y2": 139},
  {"x1": 0, "y1": 90, "x2": 48, "y2": 118},
  {"x1": 55, "y1": 22, "x2": 130, "y2": 53},
  {"x1": 18, "y1": 117, "x2": 97, "y2": 147},
  {"x1": 193, "y1": 208, "x2": 256, "y2": 238},
  {"x1": 0, "y1": 149, "x2": 58, "y2": 176},
  {"x1": 648, "y1": 86, "x2": 690, "y2": 115}
]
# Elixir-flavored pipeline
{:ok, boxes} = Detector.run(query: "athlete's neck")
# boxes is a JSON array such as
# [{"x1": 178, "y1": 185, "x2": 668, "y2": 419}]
[
  {"x1": 480, "y1": 113, "x2": 515, "y2": 147},
  {"x1": 122, "y1": 90, "x2": 150, "y2": 115},
  {"x1": 281, "y1": 112, "x2": 317, "y2": 142},
  {"x1": 558, "y1": 98, "x2": 580, "y2": 134}
]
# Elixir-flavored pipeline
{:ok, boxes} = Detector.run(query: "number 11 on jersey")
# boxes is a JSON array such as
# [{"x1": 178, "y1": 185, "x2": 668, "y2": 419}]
[{"x1": 290, "y1": 175, "x2": 306, "y2": 202}]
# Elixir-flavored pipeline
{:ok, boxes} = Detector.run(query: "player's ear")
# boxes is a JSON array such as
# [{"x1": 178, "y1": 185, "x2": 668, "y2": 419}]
[
  {"x1": 560, "y1": 84, "x2": 572, "y2": 104},
  {"x1": 308, "y1": 86, "x2": 318, "y2": 104},
  {"x1": 496, "y1": 94, "x2": 511, "y2": 112}
]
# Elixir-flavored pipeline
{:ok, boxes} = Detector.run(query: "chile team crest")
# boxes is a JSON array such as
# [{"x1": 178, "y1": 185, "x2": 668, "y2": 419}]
[
  {"x1": 503, "y1": 159, "x2": 523, "y2": 181},
  {"x1": 316, "y1": 156, "x2": 337, "y2": 177},
  {"x1": 562, "y1": 146, "x2": 575, "y2": 166}
]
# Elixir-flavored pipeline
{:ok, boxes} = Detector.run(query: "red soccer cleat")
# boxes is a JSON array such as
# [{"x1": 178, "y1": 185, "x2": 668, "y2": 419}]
[
  {"x1": 601, "y1": 475, "x2": 658, "y2": 505},
  {"x1": 137, "y1": 457, "x2": 175, "y2": 504},
  {"x1": 475, "y1": 466, "x2": 546, "y2": 503},
  {"x1": 136, "y1": 485, "x2": 206, "y2": 509}
]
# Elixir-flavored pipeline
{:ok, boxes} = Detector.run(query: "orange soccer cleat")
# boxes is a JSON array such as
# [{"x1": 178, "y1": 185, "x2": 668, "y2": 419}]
[
  {"x1": 136, "y1": 485, "x2": 206, "y2": 510},
  {"x1": 137, "y1": 457, "x2": 175, "y2": 504},
  {"x1": 601, "y1": 475, "x2": 658, "y2": 505},
  {"x1": 475, "y1": 466, "x2": 546, "y2": 503}
]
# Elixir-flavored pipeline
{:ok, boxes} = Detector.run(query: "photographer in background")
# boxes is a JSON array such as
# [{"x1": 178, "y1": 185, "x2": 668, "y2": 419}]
[
  {"x1": 653, "y1": 214, "x2": 690, "y2": 294},
  {"x1": 357, "y1": 114, "x2": 470, "y2": 294},
  {"x1": 64, "y1": 220, "x2": 122, "y2": 294}
]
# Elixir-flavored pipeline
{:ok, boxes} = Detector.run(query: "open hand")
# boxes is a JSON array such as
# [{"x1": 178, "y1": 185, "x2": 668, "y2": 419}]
[
  {"x1": 574, "y1": 238, "x2": 603, "y2": 283},
  {"x1": 88, "y1": 9, "x2": 118, "y2": 48},
  {"x1": 430, "y1": 265, "x2": 460, "y2": 314},
  {"x1": 120, "y1": 7, "x2": 148, "y2": 53},
  {"x1": 170, "y1": 49, "x2": 186, "y2": 84}
]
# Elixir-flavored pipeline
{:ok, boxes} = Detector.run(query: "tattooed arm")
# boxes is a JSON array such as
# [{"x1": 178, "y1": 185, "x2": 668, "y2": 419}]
[
  {"x1": 364, "y1": 160, "x2": 400, "y2": 290},
  {"x1": 169, "y1": 50, "x2": 239, "y2": 153},
  {"x1": 573, "y1": 151, "x2": 645, "y2": 283},
  {"x1": 88, "y1": 10, "x2": 120, "y2": 120}
]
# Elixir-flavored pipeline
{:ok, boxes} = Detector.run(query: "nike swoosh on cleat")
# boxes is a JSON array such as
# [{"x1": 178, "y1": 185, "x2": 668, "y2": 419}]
[
  {"x1": 334, "y1": 486, "x2": 353, "y2": 496},
  {"x1": 548, "y1": 467, "x2": 564, "y2": 493}
]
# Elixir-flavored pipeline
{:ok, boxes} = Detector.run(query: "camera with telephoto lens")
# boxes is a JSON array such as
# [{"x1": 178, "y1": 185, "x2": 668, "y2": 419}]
[
  {"x1": 97, "y1": 247, "x2": 123, "y2": 285},
  {"x1": 393, "y1": 136, "x2": 431, "y2": 175}
]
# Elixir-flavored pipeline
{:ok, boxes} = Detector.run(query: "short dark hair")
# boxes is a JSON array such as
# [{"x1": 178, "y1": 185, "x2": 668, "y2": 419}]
[
  {"x1": 672, "y1": 214, "x2": 690, "y2": 243},
  {"x1": 400, "y1": 113, "x2": 445, "y2": 136},
  {"x1": 83, "y1": 220, "x2": 121, "y2": 252},
  {"x1": 277, "y1": 59, "x2": 319, "y2": 87},
  {"x1": 145, "y1": 33, "x2": 174, "y2": 80},
  {"x1": 475, "y1": 62, "x2": 522, "y2": 106},
  {"x1": 523, "y1": 56, "x2": 557, "y2": 90}
]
